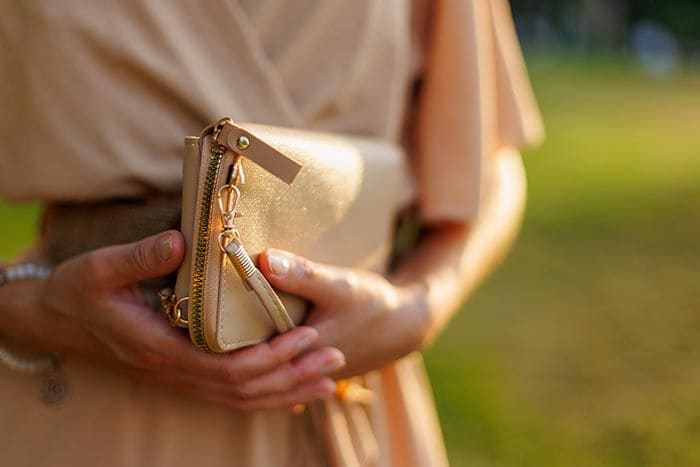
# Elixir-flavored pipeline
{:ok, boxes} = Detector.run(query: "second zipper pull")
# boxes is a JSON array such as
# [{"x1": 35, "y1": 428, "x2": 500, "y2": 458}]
[{"x1": 223, "y1": 237, "x2": 295, "y2": 333}]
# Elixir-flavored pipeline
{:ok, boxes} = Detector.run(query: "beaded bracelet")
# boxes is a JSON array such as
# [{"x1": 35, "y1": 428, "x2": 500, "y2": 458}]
[
  {"x1": 0, "y1": 262, "x2": 68, "y2": 404},
  {"x1": 0, "y1": 263, "x2": 56, "y2": 375},
  {"x1": 0, "y1": 262, "x2": 52, "y2": 286}
]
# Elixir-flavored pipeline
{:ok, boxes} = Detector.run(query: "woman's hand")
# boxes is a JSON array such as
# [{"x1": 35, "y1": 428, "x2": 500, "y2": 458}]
[
  {"x1": 259, "y1": 249, "x2": 430, "y2": 379},
  {"x1": 0, "y1": 231, "x2": 346, "y2": 410},
  {"x1": 257, "y1": 149, "x2": 527, "y2": 381}
]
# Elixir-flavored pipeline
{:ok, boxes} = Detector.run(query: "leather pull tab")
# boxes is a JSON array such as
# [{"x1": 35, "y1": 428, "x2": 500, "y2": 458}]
[
  {"x1": 224, "y1": 238, "x2": 295, "y2": 333},
  {"x1": 218, "y1": 122, "x2": 302, "y2": 185}
]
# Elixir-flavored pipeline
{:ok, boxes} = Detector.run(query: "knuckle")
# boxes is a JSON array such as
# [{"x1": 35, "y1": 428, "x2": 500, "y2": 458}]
[
  {"x1": 271, "y1": 348, "x2": 288, "y2": 368},
  {"x1": 299, "y1": 259, "x2": 320, "y2": 284},
  {"x1": 110, "y1": 346, "x2": 135, "y2": 366},
  {"x1": 258, "y1": 342, "x2": 286, "y2": 368},
  {"x1": 289, "y1": 360, "x2": 312, "y2": 383},
  {"x1": 230, "y1": 383, "x2": 257, "y2": 400},
  {"x1": 217, "y1": 364, "x2": 246, "y2": 385},
  {"x1": 83, "y1": 253, "x2": 109, "y2": 281},
  {"x1": 120, "y1": 345, "x2": 171, "y2": 369},
  {"x1": 333, "y1": 274, "x2": 356, "y2": 301},
  {"x1": 129, "y1": 243, "x2": 152, "y2": 275},
  {"x1": 140, "y1": 349, "x2": 173, "y2": 368}
]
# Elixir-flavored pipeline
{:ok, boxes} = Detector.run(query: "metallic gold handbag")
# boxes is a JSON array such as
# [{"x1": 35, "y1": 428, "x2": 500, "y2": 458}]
[{"x1": 160, "y1": 118, "x2": 413, "y2": 353}]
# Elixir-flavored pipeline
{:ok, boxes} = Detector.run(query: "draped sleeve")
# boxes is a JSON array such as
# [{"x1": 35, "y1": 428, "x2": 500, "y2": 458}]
[{"x1": 413, "y1": 0, "x2": 545, "y2": 223}]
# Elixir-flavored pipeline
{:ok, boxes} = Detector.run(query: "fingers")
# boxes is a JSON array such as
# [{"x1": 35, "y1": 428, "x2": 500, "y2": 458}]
[
  {"x1": 80, "y1": 231, "x2": 185, "y2": 291},
  {"x1": 196, "y1": 327, "x2": 322, "y2": 383},
  {"x1": 117, "y1": 320, "x2": 341, "y2": 410},
  {"x1": 230, "y1": 378, "x2": 336, "y2": 411},
  {"x1": 233, "y1": 347, "x2": 345, "y2": 397},
  {"x1": 259, "y1": 249, "x2": 354, "y2": 306},
  {"x1": 123, "y1": 316, "x2": 323, "y2": 384}
]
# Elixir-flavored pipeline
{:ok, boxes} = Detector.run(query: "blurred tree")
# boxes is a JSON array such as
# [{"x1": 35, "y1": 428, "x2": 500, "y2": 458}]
[
  {"x1": 581, "y1": 0, "x2": 627, "y2": 48},
  {"x1": 628, "y1": 0, "x2": 700, "y2": 47},
  {"x1": 510, "y1": 0, "x2": 700, "y2": 53}
]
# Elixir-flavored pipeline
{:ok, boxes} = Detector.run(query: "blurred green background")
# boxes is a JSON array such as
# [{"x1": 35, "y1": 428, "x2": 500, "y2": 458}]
[
  {"x1": 2, "y1": 3, "x2": 699, "y2": 465},
  {"x1": 425, "y1": 56, "x2": 700, "y2": 466}
]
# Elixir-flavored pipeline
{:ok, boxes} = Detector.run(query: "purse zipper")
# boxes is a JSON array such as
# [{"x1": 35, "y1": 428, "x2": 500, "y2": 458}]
[
  {"x1": 188, "y1": 119, "x2": 297, "y2": 351},
  {"x1": 189, "y1": 136, "x2": 227, "y2": 352}
]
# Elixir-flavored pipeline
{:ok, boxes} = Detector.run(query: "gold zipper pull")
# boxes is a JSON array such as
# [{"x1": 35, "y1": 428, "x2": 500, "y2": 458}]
[
  {"x1": 214, "y1": 154, "x2": 294, "y2": 333},
  {"x1": 217, "y1": 184, "x2": 239, "y2": 231},
  {"x1": 223, "y1": 238, "x2": 295, "y2": 333},
  {"x1": 217, "y1": 182, "x2": 243, "y2": 252},
  {"x1": 223, "y1": 237, "x2": 257, "y2": 285}
]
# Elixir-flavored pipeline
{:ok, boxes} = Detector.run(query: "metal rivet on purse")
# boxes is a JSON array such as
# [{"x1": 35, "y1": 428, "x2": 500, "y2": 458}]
[{"x1": 236, "y1": 135, "x2": 250, "y2": 151}]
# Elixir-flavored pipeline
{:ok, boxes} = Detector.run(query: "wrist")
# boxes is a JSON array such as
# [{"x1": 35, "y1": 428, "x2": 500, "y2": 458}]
[
  {"x1": 0, "y1": 264, "x2": 52, "y2": 347},
  {"x1": 0, "y1": 279, "x2": 40, "y2": 333},
  {"x1": 395, "y1": 281, "x2": 433, "y2": 353}
]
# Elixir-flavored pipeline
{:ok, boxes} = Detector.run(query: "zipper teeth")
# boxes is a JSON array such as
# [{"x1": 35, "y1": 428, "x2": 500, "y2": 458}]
[{"x1": 190, "y1": 143, "x2": 225, "y2": 352}]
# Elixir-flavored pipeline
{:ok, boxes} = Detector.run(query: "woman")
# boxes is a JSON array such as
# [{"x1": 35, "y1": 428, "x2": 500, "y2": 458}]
[{"x1": 0, "y1": 0, "x2": 543, "y2": 465}]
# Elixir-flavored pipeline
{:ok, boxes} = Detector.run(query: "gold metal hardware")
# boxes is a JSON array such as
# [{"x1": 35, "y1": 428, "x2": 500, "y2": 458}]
[
  {"x1": 188, "y1": 140, "x2": 227, "y2": 351},
  {"x1": 158, "y1": 290, "x2": 190, "y2": 328},
  {"x1": 224, "y1": 238, "x2": 256, "y2": 280},
  {"x1": 217, "y1": 174, "x2": 245, "y2": 255},
  {"x1": 236, "y1": 135, "x2": 250, "y2": 151},
  {"x1": 212, "y1": 117, "x2": 233, "y2": 146},
  {"x1": 38, "y1": 363, "x2": 69, "y2": 405},
  {"x1": 217, "y1": 185, "x2": 241, "y2": 226},
  {"x1": 335, "y1": 380, "x2": 375, "y2": 405},
  {"x1": 230, "y1": 157, "x2": 245, "y2": 185}
]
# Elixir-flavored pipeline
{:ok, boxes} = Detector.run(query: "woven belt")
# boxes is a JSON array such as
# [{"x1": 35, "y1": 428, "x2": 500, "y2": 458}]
[{"x1": 40, "y1": 194, "x2": 182, "y2": 306}]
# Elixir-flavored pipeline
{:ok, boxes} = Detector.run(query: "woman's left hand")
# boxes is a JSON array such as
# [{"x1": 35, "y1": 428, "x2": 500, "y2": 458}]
[{"x1": 259, "y1": 249, "x2": 429, "y2": 379}]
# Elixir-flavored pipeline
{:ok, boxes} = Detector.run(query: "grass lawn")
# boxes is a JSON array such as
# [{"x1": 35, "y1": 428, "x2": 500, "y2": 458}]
[
  {"x1": 1, "y1": 56, "x2": 699, "y2": 466},
  {"x1": 425, "y1": 56, "x2": 700, "y2": 467}
]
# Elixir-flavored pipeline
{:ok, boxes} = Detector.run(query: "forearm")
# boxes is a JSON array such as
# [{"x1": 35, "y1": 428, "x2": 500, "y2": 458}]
[{"x1": 391, "y1": 147, "x2": 527, "y2": 344}]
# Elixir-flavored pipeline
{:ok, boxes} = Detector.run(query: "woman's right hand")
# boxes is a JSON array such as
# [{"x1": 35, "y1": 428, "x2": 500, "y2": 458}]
[{"x1": 0, "y1": 231, "x2": 345, "y2": 410}]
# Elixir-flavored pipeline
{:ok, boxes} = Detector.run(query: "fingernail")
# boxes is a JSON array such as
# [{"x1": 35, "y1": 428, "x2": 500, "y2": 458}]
[
  {"x1": 158, "y1": 235, "x2": 173, "y2": 261},
  {"x1": 321, "y1": 356, "x2": 346, "y2": 375},
  {"x1": 268, "y1": 251, "x2": 290, "y2": 276}
]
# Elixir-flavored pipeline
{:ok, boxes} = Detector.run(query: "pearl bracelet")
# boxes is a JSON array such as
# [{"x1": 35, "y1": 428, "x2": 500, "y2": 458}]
[
  {"x1": 0, "y1": 262, "x2": 68, "y2": 404},
  {"x1": 0, "y1": 262, "x2": 52, "y2": 286},
  {"x1": 0, "y1": 263, "x2": 55, "y2": 375}
]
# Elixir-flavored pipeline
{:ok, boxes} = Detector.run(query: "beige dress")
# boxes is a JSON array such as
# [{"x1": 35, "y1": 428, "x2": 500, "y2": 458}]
[{"x1": 0, "y1": 1, "x2": 543, "y2": 466}]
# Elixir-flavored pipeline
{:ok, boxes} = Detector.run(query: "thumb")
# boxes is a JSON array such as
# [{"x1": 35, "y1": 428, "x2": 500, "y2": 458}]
[
  {"x1": 259, "y1": 249, "x2": 348, "y2": 306},
  {"x1": 81, "y1": 230, "x2": 185, "y2": 291}
]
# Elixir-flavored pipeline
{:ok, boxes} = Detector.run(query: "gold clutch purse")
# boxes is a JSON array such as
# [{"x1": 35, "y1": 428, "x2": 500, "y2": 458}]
[{"x1": 161, "y1": 118, "x2": 413, "y2": 352}]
